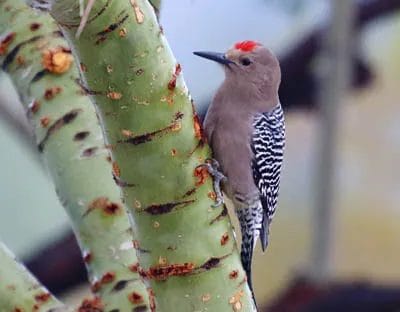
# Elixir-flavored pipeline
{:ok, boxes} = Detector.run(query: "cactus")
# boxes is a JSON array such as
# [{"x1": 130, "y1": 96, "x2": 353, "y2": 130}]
[
  {"x1": 0, "y1": 0, "x2": 151, "y2": 310},
  {"x1": 0, "y1": 242, "x2": 68, "y2": 311},
  {"x1": 42, "y1": 0, "x2": 256, "y2": 310}
]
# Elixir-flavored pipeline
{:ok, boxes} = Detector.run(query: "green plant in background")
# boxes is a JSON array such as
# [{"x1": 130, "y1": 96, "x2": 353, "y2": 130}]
[
  {"x1": 0, "y1": 0, "x2": 256, "y2": 310},
  {"x1": 0, "y1": 0, "x2": 151, "y2": 310}
]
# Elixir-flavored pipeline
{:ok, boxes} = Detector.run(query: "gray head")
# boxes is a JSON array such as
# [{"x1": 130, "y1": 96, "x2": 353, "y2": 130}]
[{"x1": 194, "y1": 41, "x2": 281, "y2": 106}]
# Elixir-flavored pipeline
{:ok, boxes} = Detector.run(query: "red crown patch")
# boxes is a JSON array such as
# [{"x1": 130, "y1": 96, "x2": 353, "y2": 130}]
[{"x1": 234, "y1": 40, "x2": 260, "y2": 52}]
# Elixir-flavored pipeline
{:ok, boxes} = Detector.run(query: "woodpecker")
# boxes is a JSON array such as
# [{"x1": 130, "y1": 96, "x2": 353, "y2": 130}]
[{"x1": 194, "y1": 41, "x2": 285, "y2": 294}]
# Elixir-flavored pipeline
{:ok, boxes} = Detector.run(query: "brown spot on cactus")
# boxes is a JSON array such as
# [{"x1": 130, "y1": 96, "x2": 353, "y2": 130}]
[
  {"x1": 129, "y1": 263, "x2": 139, "y2": 273},
  {"x1": 38, "y1": 109, "x2": 82, "y2": 152},
  {"x1": 95, "y1": 14, "x2": 129, "y2": 44},
  {"x1": 40, "y1": 116, "x2": 51, "y2": 128},
  {"x1": 168, "y1": 63, "x2": 182, "y2": 90},
  {"x1": 44, "y1": 86, "x2": 62, "y2": 100},
  {"x1": 183, "y1": 187, "x2": 196, "y2": 198},
  {"x1": 153, "y1": 221, "x2": 160, "y2": 228},
  {"x1": 16, "y1": 55, "x2": 25, "y2": 65},
  {"x1": 130, "y1": 0, "x2": 145, "y2": 24},
  {"x1": 112, "y1": 162, "x2": 120, "y2": 177},
  {"x1": 107, "y1": 91, "x2": 122, "y2": 100},
  {"x1": 101, "y1": 271, "x2": 115, "y2": 284},
  {"x1": 134, "y1": 199, "x2": 141, "y2": 208},
  {"x1": 104, "y1": 202, "x2": 121, "y2": 215},
  {"x1": 34, "y1": 292, "x2": 50, "y2": 302},
  {"x1": 81, "y1": 146, "x2": 98, "y2": 157},
  {"x1": 28, "y1": 100, "x2": 41, "y2": 114},
  {"x1": 146, "y1": 262, "x2": 195, "y2": 281},
  {"x1": 14, "y1": 308, "x2": 23, "y2": 312},
  {"x1": 30, "y1": 23, "x2": 42, "y2": 31},
  {"x1": 229, "y1": 290, "x2": 244, "y2": 311},
  {"x1": 90, "y1": 281, "x2": 102, "y2": 293},
  {"x1": 78, "y1": 297, "x2": 104, "y2": 311},
  {"x1": 119, "y1": 27, "x2": 127, "y2": 37},
  {"x1": 171, "y1": 121, "x2": 181, "y2": 132},
  {"x1": 128, "y1": 292, "x2": 144, "y2": 304},
  {"x1": 229, "y1": 270, "x2": 239, "y2": 279},
  {"x1": 144, "y1": 200, "x2": 195, "y2": 215},
  {"x1": 201, "y1": 257, "x2": 220, "y2": 270},
  {"x1": 121, "y1": 129, "x2": 134, "y2": 137},
  {"x1": 0, "y1": 32, "x2": 15, "y2": 55},
  {"x1": 158, "y1": 256, "x2": 167, "y2": 265},
  {"x1": 202, "y1": 293, "x2": 211, "y2": 302},
  {"x1": 208, "y1": 191, "x2": 217, "y2": 201},
  {"x1": 74, "y1": 131, "x2": 90, "y2": 141},
  {"x1": 194, "y1": 166, "x2": 209, "y2": 186},
  {"x1": 106, "y1": 64, "x2": 113, "y2": 73},
  {"x1": 135, "y1": 68, "x2": 144, "y2": 76},
  {"x1": 119, "y1": 116, "x2": 183, "y2": 145},
  {"x1": 42, "y1": 47, "x2": 73, "y2": 74},
  {"x1": 170, "y1": 148, "x2": 177, "y2": 156},
  {"x1": 112, "y1": 279, "x2": 130, "y2": 292},
  {"x1": 220, "y1": 232, "x2": 229, "y2": 246},
  {"x1": 85, "y1": 197, "x2": 121, "y2": 216},
  {"x1": 193, "y1": 114, "x2": 204, "y2": 140}
]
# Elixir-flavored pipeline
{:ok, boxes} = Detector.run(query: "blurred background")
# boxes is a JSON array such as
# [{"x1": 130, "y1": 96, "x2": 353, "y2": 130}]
[{"x1": 1, "y1": 0, "x2": 400, "y2": 310}]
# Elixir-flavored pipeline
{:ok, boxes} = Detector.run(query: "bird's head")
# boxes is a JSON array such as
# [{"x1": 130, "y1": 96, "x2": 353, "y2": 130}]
[{"x1": 194, "y1": 40, "x2": 281, "y2": 96}]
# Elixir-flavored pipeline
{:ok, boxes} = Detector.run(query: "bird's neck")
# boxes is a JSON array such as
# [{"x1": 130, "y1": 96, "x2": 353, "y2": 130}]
[{"x1": 218, "y1": 79, "x2": 279, "y2": 114}]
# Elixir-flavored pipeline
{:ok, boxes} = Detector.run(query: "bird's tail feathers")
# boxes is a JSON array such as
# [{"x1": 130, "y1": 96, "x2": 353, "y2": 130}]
[
  {"x1": 260, "y1": 213, "x2": 270, "y2": 252},
  {"x1": 240, "y1": 233, "x2": 257, "y2": 305}
]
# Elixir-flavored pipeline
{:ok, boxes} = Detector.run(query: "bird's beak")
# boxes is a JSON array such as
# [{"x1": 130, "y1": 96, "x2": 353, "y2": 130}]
[{"x1": 193, "y1": 51, "x2": 234, "y2": 65}]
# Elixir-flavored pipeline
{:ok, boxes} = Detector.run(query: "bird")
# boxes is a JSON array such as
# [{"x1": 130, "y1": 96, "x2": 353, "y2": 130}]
[{"x1": 194, "y1": 40, "x2": 285, "y2": 296}]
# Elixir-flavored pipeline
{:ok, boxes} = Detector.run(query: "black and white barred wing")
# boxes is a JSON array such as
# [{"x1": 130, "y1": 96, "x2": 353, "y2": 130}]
[{"x1": 251, "y1": 103, "x2": 285, "y2": 250}]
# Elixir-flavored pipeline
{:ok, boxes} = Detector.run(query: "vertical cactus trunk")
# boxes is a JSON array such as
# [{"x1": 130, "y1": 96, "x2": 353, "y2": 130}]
[
  {"x1": 0, "y1": 0, "x2": 151, "y2": 310},
  {"x1": 0, "y1": 242, "x2": 68, "y2": 311},
  {"x1": 44, "y1": 0, "x2": 256, "y2": 310}
]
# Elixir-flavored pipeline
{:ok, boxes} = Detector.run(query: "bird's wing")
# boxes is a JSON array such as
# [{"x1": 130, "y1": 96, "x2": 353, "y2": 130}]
[{"x1": 251, "y1": 104, "x2": 285, "y2": 250}]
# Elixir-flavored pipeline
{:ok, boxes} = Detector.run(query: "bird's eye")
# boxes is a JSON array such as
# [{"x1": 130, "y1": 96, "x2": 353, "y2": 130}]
[{"x1": 240, "y1": 58, "x2": 252, "y2": 66}]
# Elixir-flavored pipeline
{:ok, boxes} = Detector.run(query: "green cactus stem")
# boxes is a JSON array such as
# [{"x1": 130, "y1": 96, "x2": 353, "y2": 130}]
[
  {"x1": 44, "y1": 0, "x2": 256, "y2": 310},
  {"x1": 0, "y1": 0, "x2": 151, "y2": 310},
  {"x1": 0, "y1": 242, "x2": 68, "y2": 311}
]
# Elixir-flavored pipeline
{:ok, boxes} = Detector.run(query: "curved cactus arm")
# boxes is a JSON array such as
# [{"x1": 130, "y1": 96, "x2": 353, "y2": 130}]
[
  {"x1": 0, "y1": 1, "x2": 151, "y2": 310},
  {"x1": 43, "y1": 0, "x2": 256, "y2": 310},
  {"x1": 0, "y1": 242, "x2": 69, "y2": 311}
]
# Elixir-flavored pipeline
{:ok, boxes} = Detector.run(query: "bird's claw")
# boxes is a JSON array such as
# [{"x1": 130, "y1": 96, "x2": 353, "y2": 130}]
[{"x1": 197, "y1": 158, "x2": 226, "y2": 208}]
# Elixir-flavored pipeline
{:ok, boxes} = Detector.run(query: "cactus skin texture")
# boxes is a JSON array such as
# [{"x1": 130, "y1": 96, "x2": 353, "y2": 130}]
[
  {"x1": 0, "y1": 0, "x2": 152, "y2": 310},
  {"x1": 43, "y1": 0, "x2": 257, "y2": 310},
  {"x1": 0, "y1": 242, "x2": 68, "y2": 312}
]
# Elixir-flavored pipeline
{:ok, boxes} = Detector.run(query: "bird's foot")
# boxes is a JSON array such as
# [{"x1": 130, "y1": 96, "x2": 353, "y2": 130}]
[{"x1": 197, "y1": 158, "x2": 226, "y2": 207}]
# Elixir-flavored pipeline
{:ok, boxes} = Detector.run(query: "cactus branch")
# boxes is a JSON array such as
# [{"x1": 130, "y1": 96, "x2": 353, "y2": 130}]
[
  {"x1": 43, "y1": 0, "x2": 256, "y2": 310},
  {"x1": 0, "y1": 0, "x2": 151, "y2": 309},
  {"x1": 0, "y1": 242, "x2": 68, "y2": 311}
]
